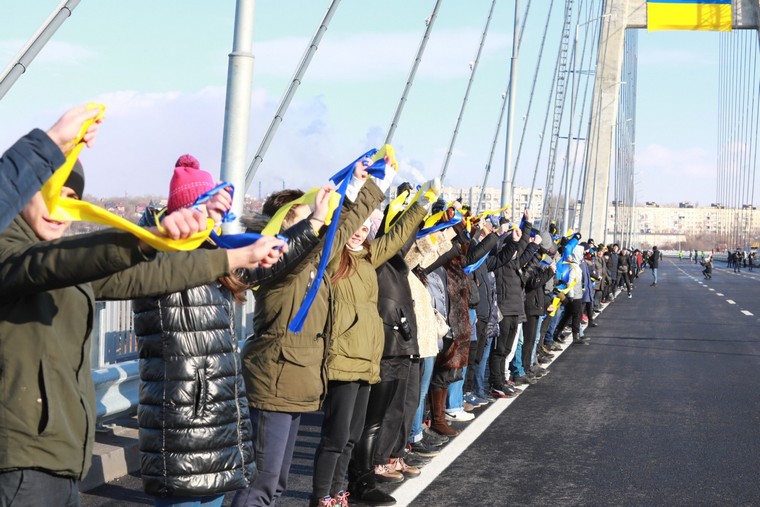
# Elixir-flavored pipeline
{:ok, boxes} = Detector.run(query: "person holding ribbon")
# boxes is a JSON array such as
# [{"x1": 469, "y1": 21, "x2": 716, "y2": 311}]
[
  {"x1": 0, "y1": 156, "x2": 286, "y2": 507},
  {"x1": 0, "y1": 105, "x2": 102, "y2": 233},
  {"x1": 232, "y1": 154, "x2": 394, "y2": 507},
  {"x1": 133, "y1": 155, "x2": 304, "y2": 507},
  {"x1": 310, "y1": 176, "x2": 438, "y2": 507}
]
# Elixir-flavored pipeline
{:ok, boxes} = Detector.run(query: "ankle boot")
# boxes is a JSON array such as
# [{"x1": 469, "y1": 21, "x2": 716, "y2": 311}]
[
  {"x1": 347, "y1": 470, "x2": 396, "y2": 506},
  {"x1": 429, "y1": 388, "x2": 460, "y2": 437}
]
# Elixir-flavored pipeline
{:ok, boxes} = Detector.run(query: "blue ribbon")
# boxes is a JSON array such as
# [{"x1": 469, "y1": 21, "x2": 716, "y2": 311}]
[
  {"x1": 463, "y1": 252, "x2": 488, "y2": 274},
  {"x1": 288, "y1": 148, "x2": 387, "y2": 333},
  {"x1": 416, "y1": 210, "x2": 464, "y2": 239},
  {"x1": 192, "y1": 181, "x2": 288, "y2": 249}
]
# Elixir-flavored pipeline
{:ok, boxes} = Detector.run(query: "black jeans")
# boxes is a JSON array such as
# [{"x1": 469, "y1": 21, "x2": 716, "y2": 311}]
[
  {"x1": 489, "y1": 315, "x2": 519, "y2": 387},
  {"x1": 313, "y1": 381, "x2": 370, "y2": 498},
  {"x1": 0, "y1": 469, "x2": 79, "y2": 507},
  {"x1": 232, "y1": 410, "x2": 301, "y2": 507}
]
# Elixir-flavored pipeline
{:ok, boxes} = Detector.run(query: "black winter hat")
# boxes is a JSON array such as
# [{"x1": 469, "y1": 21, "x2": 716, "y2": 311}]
[{"x1": 64, "y1": 159, "x2": 85, "y2": 198}]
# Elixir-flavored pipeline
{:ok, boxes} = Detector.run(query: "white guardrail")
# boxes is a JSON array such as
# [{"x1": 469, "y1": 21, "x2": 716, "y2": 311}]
[{"x1": 92, "y1": 298, "x2": 256, "y2": 423}]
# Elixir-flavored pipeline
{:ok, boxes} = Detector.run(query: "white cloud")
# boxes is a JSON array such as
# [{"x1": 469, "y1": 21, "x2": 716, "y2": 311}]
[
  {"x1": 0, "y1": 38, "x2": 98, "y2": 70},
  {"x1": 253, "y1": 28, "x2": 511, "y2": 82}
]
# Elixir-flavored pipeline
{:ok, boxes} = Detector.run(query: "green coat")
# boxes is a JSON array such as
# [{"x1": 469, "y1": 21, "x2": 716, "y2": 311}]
[
  {"x1": 0, "y1": 217, "x2": 230, "y2": 480},
  {"x1": 326, "y1": 203, "x2": 426, "y2": 384},
  {"x1": 240, "y1": 181, "x2": 385, "y2": 413}
]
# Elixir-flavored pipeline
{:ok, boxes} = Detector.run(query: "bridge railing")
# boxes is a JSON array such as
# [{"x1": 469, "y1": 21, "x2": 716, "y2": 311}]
[{"x1": 91, "y1": 298, "x2": 256, "y2": 423}]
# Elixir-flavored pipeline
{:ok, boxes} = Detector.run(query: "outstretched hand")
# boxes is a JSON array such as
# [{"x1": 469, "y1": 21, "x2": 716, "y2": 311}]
[{"x1": 228, "y1": 235, "x2": 289, "y2": 270}]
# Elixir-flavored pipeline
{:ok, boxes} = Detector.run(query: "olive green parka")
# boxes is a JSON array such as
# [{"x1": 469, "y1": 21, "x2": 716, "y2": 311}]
[{"x1": 326, "y1": 202, "x2": 426, "y2": 384}]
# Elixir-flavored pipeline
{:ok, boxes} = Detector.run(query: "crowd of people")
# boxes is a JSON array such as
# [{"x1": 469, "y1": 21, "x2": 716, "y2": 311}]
[{"x1": 0, "y1": 106, "x2": 668, "y2": 507}]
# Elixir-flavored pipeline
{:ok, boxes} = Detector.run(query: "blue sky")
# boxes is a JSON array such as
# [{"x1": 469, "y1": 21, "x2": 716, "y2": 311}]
[{"x1": 0, "y1": 1, "x2": 738, "y2": 206}]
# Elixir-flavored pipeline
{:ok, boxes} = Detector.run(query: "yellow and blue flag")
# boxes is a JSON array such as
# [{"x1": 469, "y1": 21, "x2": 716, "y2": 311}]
[{"x1": 647, "y1": 0, "x2": 732, "y2": 32}]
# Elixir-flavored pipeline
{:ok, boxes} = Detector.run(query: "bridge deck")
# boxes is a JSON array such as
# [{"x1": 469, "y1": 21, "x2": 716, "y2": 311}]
[{"x1": 80, "y1": 259, "x2": 760, "y2": 506}]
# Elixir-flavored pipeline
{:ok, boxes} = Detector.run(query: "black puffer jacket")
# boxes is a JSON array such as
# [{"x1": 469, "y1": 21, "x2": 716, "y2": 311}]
[
  {"x1": 135, "y1": 284, "x2": 254, "y2": 497},
  {"x1": 523, "y1": 262, "x2": 555, "y2": 316}
]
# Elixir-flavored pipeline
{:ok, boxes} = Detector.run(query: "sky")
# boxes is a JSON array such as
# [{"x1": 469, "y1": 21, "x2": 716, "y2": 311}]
[{"x1": 0, "y1": 0, "x2": 747, "y2": 207}]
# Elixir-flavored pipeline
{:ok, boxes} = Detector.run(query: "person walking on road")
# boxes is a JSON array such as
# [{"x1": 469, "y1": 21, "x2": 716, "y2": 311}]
[{"x1": 649, "y1": 246, "x2": 660, "y2": 286}]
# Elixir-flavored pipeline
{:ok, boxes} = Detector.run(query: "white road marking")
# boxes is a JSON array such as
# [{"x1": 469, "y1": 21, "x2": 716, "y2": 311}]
[
  {"x1": 726, "y1": 300, "x2": 736, "y2": 305},
  {"x1": 742, "y1": 310, "x2": 754, "y2": 316},
  {"x1": 717, "y1": 293, "x2": 724, "y2": 296},
  {"x1": 709, "y1": 288, "x2": 715, "y2": 291}
]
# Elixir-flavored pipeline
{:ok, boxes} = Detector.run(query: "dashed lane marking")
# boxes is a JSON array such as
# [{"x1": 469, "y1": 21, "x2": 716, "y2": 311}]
[
  {"x1": 741, "y1": 310, "x2": 754, "y2": 316},
  {"x1": 726, "y1": 300, "x2": 736, "y2": 305},
  {"x1": 717, "y1": 293, "x2": 724, "y2": 296},
  {"x1": 709, "y1": 288, "x2": 715, "y2": 291}
]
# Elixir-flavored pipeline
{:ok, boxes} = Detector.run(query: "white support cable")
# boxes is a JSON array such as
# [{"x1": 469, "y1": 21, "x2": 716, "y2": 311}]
[
  {"x1": 511, "y1": 0, "x2": 557, "y2": 187},
  {"x1": 244, "y1": 0, "x2": 342, "y2": 190},
  {"x1": 385, "y1": 0, "x2": 443, "y2": 146},
  {"x1": 440, "y1": 0, "x2": 498, "y2": 183},
  {"x1": 0, "y1": 0, "x2": 80, "y2": 100},
  {"x1": 475, "y1": 0, "x2": 532, "y2": 213}
]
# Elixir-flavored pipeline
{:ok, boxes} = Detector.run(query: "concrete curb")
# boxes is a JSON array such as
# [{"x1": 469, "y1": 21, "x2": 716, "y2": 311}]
[{"x1": 81, "y1": 418, "x2": 140, "y2": 492}]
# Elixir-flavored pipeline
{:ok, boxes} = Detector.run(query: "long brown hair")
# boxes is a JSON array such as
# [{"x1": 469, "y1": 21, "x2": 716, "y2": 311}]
[
  {"x1": 219, "y1": 271, "x2": 248, "y2": 304},
  {"x1": 331, "y1": 240, "x2": 372, "y2": 284}
]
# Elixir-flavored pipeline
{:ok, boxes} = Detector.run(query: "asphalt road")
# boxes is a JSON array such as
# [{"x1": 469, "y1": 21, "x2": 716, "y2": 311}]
[{"x1": 81, "y1": 260, "x2": 760, "y2": 506}]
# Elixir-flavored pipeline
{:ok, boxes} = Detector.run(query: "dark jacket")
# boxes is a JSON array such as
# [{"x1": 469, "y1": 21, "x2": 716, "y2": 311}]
[
  {"x1": 239, "y1": 181, "x2": 385, "y2": 412},
  {"x1": 650, "y1": 248, "x2": 660, "y2": 268},
  {"x1": 523, "y1": 264, "x2": 555, "y2": 316},
  {"x1": 376, "y1": 225, "x2": 421, "y2": 358},
  {"x1": 135, "y1": 283, "x2": 255, "y2": 497},
  {"x1": 491, "y1": 220, "x2": 538, "y2": 318},
  {"x1": 607, "y1": 252, "x2": 620, "y2": 278},
  {"x1": 0, "y1": 216, "x2": 231, "y2": 480},
  {"x1": 0, "y1": 129, "x2": 64, "y2": 232}
]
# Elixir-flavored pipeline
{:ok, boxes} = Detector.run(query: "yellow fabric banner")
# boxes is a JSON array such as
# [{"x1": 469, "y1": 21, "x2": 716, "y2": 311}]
[{"x1": 647, "y1": 1, "x2": 732, "y2": 32}]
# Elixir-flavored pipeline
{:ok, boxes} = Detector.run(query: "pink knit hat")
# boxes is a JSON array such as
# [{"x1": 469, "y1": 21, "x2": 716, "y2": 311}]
[{"x1": 166, "y1": 154, "x2": 215, "y2": 213}]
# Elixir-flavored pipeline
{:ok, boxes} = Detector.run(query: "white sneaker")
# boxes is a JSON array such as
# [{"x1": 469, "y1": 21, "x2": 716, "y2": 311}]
[{"x1": 445, "y1": 410, "x2": 475, "y2": 422}]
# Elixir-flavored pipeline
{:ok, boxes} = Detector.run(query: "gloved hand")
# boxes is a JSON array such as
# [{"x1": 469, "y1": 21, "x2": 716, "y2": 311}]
[
  {"x1": 417, "y1": 177, "x2": 442, "y2": 209},
  {"x1": 370, "y1": 155, "x2": 398, "y2": 193}
]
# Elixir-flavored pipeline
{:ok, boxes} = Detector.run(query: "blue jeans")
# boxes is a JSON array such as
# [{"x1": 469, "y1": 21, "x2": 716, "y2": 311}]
[
  {"x1": 446, "y1": 366, "x2": 467, "y2": 412},
  {"x1": 232, "y1": 410, "x2": 301, "y2": 507},
  {"x1": 509, "y1": 327, "x2": 525, "y2": 378},
  {"x1": 411, "y1": 356, "x2": 435, "y2": 442},
  {"x1": 652, "y1": 267, "x2": 658, "y2": 283},
  {"x1": 531, "y1": 315, "x2": 545, "y2": 365},
  {"x1": 544, "y1": 305, "x2": 565, "y2": 343},
  {"x1": 475, "y1": 335, "x2": 493, "y2": 397},
  {"x1": 155, "y1": 496, "x2": 224, "y2": 507}
]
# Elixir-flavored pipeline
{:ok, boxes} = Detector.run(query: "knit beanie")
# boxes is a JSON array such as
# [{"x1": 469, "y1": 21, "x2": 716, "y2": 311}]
[
  {"x1": 166, "y1": 154, "x2": 215, "y2": 213},
  {"x1": 64, "y1": 159, "x2": 85, "y2": 198}
]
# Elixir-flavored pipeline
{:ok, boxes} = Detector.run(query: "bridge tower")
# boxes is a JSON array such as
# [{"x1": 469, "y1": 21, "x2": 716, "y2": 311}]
[{"x1": 579, "y1": 0, "x2": 760, "y2": 243}]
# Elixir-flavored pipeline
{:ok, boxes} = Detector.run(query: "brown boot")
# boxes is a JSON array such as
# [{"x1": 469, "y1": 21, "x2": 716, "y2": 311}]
[{"x1": 429, "y1": 388, "x2": 460, "y2": 437}]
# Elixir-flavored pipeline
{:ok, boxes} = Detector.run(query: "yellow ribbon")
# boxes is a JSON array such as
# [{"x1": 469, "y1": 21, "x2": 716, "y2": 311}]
[
  {"x1": 41, "y1": 103, "x2": 214, "y2": 251},
  {"x1": 260, "y1": 188, "x2": 342, "y2": 236}
]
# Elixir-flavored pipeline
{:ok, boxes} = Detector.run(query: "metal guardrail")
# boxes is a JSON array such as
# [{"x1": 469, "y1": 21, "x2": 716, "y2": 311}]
[{"x1": 92, "y1": 297, "x2": 256, "y2": 423}]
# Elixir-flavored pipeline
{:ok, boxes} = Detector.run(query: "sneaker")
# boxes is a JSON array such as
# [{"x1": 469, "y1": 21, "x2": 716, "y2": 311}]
[
  {"x1": 410, "y1": 439, "x2": 441, "y2": 457},
  {"x1": 423, "y1": 428, "x2": 449, "y2": 446},
  {"x1": 445, "y1": 410, "x2": 475, "y2": 422},
  {"x1": 392, "y1": 457, "x2": 421, "y2": 478},
  {"x1": 464, "y1": 392, "x2": 486, "y2": 407},
  {"x1": 471, "y1": 394, "x2": 489, "y2": 406},
  {"x1": 531, "y1": 366, "x2": 549, "y2": 378},
  {"x1": 314, "y1": 496, "x2": 336, "y2": 507},
  {"x1": 490, "y1": 385, "x2": 516, "y2": 398},
  {"x1": 628, "y1": 293, "x2": 632, "y2": 299},
  {"x1": 374, "y1": 463, "x2": 404, "y2": 484},
  {"x1": 463, "y1": 401, "x2": 477, "y2": 412},
  {"x1": 404, "y1": 451, "x2": 432, "y2": 467},
  {"x1": 333, "y1": 491, "x2": 350, "y2": 507},
  {"x1": 476, "y1": 391, "x2": 497, "y2": 403},
  {"x1": 513, "y1": 375, "x2": 536, "y2": 386},
  {"x1": 548, "y1": 342, "x2": 562, "y2": 351}
]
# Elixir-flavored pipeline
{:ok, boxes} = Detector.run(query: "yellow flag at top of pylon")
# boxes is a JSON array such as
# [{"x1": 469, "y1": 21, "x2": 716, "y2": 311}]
[{"x1": 647, "y1": 0, "x2": 732, "y2": 32}]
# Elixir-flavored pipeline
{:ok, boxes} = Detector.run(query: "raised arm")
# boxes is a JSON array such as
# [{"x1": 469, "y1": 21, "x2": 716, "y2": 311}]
[{"x1": 370, "y1": 203, "x2": 426, "y2": 267}]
